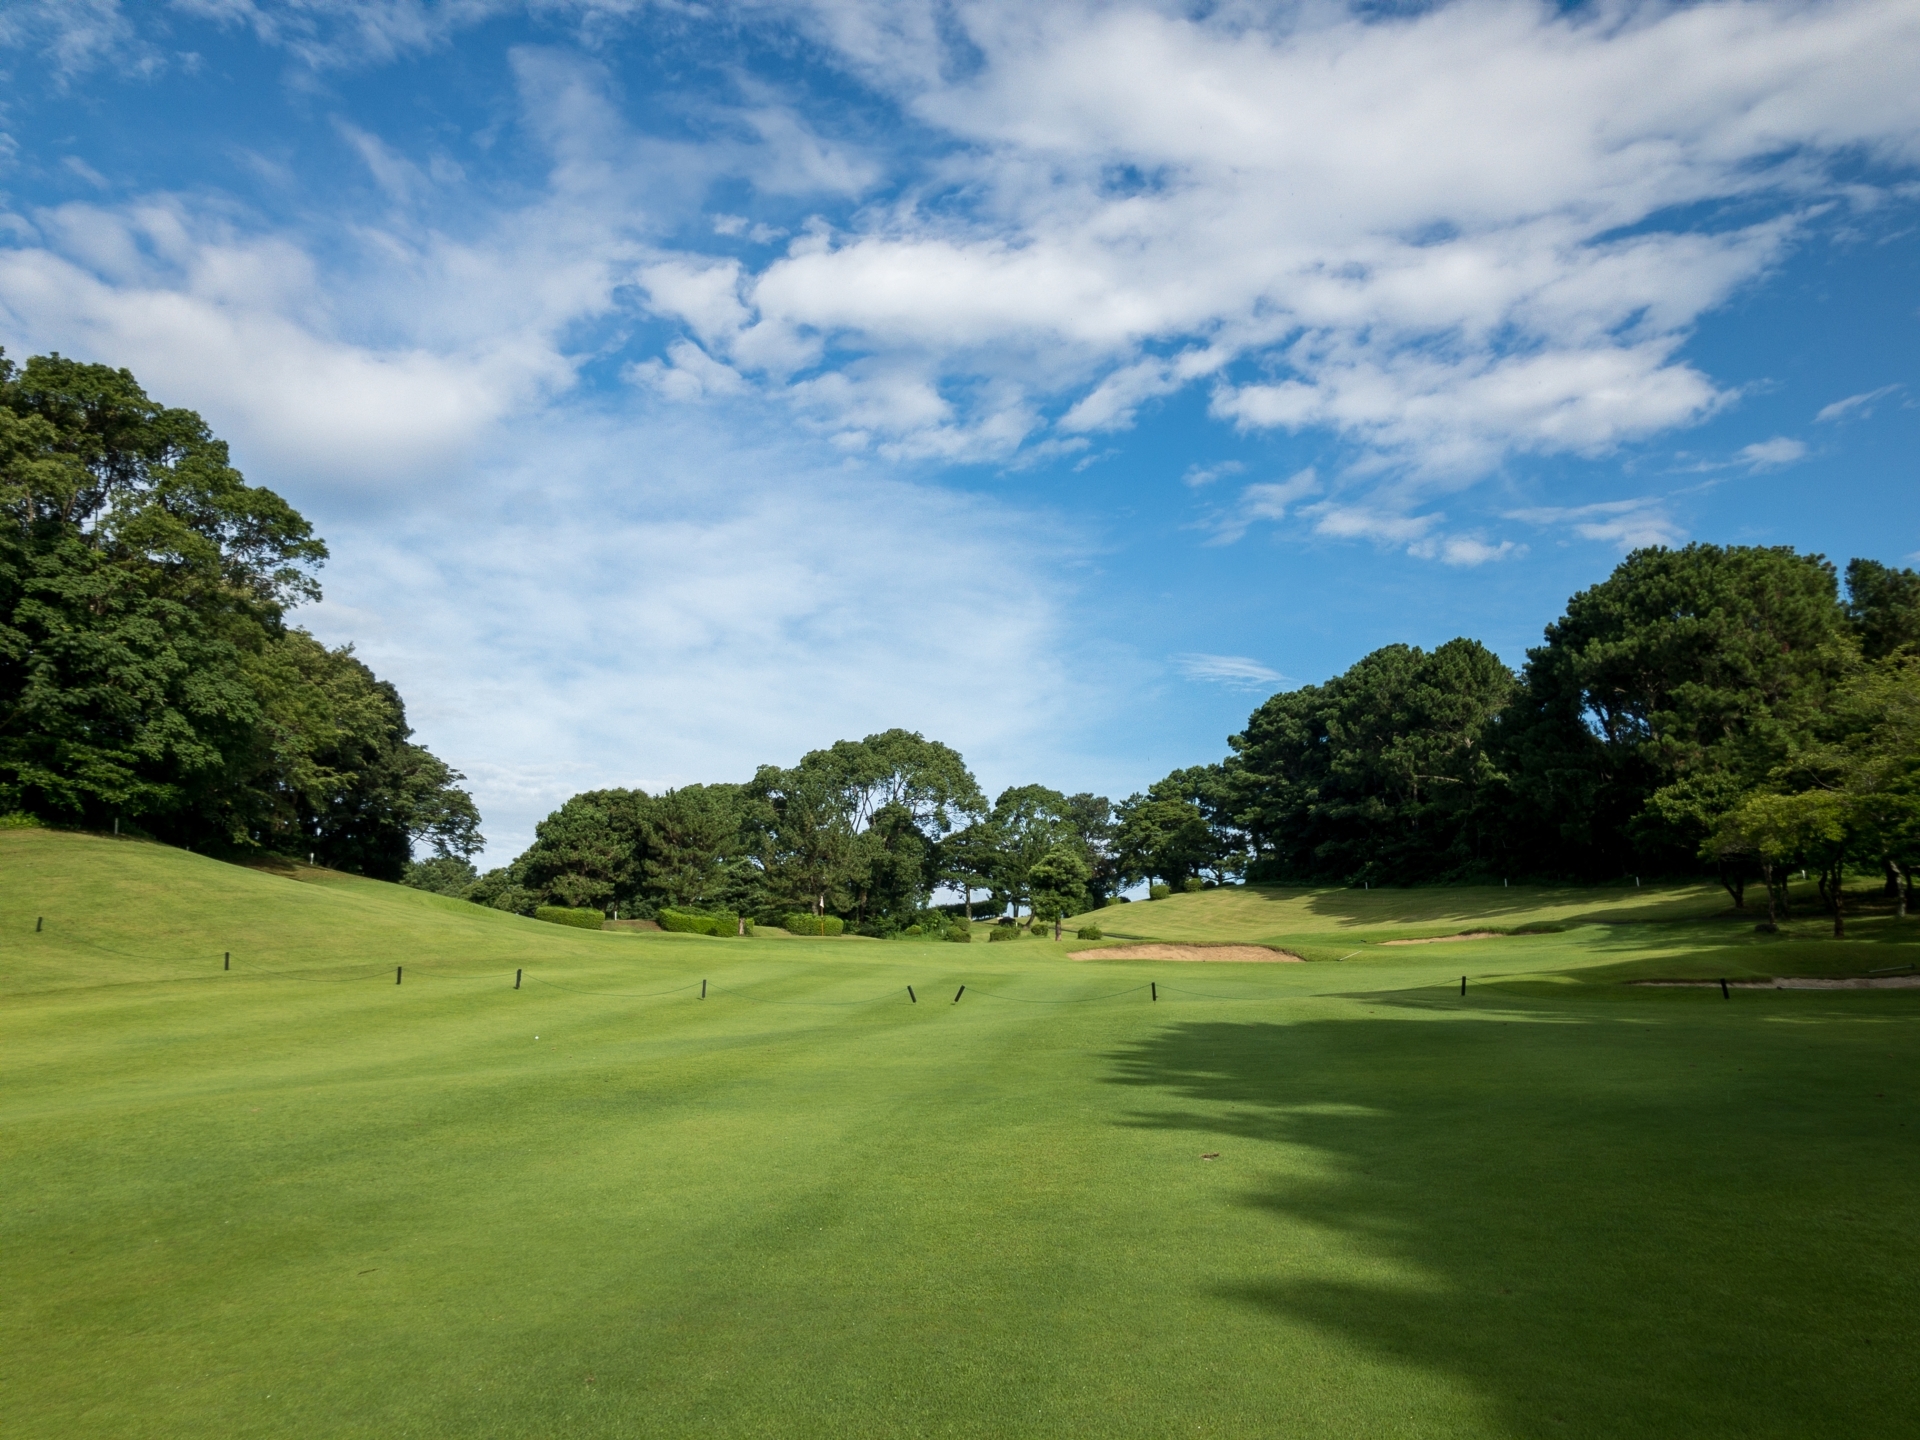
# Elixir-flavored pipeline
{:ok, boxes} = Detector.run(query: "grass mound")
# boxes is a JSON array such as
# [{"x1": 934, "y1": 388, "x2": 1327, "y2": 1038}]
[{"x1": 3, "y1": 831, "x2": 1917, "y2": 1438}]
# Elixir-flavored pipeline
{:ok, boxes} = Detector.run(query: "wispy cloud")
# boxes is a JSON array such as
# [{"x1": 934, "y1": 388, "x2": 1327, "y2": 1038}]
[
  {"x1": 1206, "y1": 468, "x2": 1319, "y2": 543},
  {"x1": 1736, "y1": 437, "x2": 1808, "y2": 470},
  {"x1": 1815, "y1": 384, "x2": 1903, "y2": 423},
  {"x1": 1173, "y1": 653, "x2": 1286, "y2": 691},
  {"x1": 1506, "y1": 497, "x2": 1686, "y2": 550},
  {"x1": 1182, "y1": 460, "x2": 1243, "y2": 488}
]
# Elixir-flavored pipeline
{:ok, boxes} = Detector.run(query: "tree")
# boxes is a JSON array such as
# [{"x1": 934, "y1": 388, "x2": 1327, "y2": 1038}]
[
  {"x1": 643, "y1": 784, "x2": 757, "y2": 910},
  {"x1": 1029, "y1": 843, "x2": 1092, "y2": 934},
  {"x1": 516, "y1": 789, "x2": 654, "y2": 912},
  {"x1": 986, "y1": 784, "x2": 1077, "y2": 924},
  {"x1": 751, "y1": 731, "x2": 985, "y2": 929},
  {"x1": 1845, "y1": 559, "x2": 1920, "y2": 661},
  {"x1": 0, "y1": 349, "x2": 478, "y2": 874},
  {"x1": 1499, "y1": 544, "x2": 1854, "y2": 877},
  {"x1": 1059, "y1": 792, "x2": 1120, "y2": 905},
  {"x1": 937, "y1": 817, "x2": 1002, "y2": 922},
  {"x1": 752, "y1": 761, "x2": 862, "y2": 918},
  {"x1": 1790, "y1": 657, "x2": 1920, "y2": 919},
  {"x1": 1227, "y1": 638, "x2": 1514, "y2": 884},
  {"x1": 404, "y1": 855, "x2": 480, "y2": 896},
  {"x1": 1113, "y1": 792, "x2": 1223, "y2": 891},
  {"x1": 1702, "y1": 791, "x2": 1844, "y2": 931},
  {"x1": 1, "y1": 350, "x2": 322, "y2": 837}
]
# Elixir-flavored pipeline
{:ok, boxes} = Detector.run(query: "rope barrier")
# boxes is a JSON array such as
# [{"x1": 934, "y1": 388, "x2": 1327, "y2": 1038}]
[
  {"x1": 703, "y1": 982, "x2": 907, "y2": 1007},
  {"x1": 961, "y1": 983, "x2": 1152, "y2": 1005},
  {"x1": 522, "y1": 975, "x2": 705, "y2": 1000}
]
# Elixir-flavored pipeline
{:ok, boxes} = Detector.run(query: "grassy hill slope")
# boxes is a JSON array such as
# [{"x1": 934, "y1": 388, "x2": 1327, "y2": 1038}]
[{"x1": 3, "y1": 832, "x2": 1918, "y2": 1439}]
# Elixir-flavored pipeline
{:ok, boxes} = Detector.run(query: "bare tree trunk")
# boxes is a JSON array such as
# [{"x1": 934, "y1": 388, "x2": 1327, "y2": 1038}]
[
  {"x1": 964, "y1": 886, "x2": 973, "y2": 923},
  {"x1": 1893, "y1": 861, "x2": 1909, "y2": 920},
  {"x1": 1761, "y1": 862, "x2": 1779, "y2": 928}
]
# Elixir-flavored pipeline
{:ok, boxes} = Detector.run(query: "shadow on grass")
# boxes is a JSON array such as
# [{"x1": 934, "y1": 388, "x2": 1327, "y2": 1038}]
[{"x1": 1106, "y1": 1005, "x2": 1920, "y2": 1439}]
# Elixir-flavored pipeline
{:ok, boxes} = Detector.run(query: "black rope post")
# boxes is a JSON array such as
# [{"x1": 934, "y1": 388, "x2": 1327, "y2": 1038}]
[
  {"x1": 1151, "y1": 982, "x2": 1157, "y2": 1002},
  {"x1": 1460, "y1": 975, "x2": 1467, "y2": 996},
  {"x1": 224, "y1": 952, "x2": 230, "y2": 971},
  {"x1": 1720, "y1": 978, "x2": 1730, "y2": 999},
  {"x1": 907, "y1": 985, "x2": 916, "y2": 1003},
  {"x1": 515, "y1": 968, "x2": 522, "y2": 989},
  {"x1": 395, "y1": 965, "x2": 402, "y2": 985},
  {"x1": 700, "y1": 979, "x2": 707, "y2": 999},
  {"x1": 952, "y1": 985, "x2": 966, "y2": 1003},
  {"x1": 36, "y1": 917, "x2": 43, "y2": 933}
]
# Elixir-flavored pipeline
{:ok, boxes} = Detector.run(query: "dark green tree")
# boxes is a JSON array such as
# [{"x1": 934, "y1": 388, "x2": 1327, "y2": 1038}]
[
  {"x1": 1228, "y1": 637, "x2": 1514, "y2": 884},
  {"x1": 1845, "y1": 558, "x2": 1920, "y2": 661},
  {"x1": 1029, "y1": 842, "x2": 1092, "y2": 931},
  {"x1": 0, "y1": 350, "x2": 477, "y2": 876},
  {"x1": 1499, "y1": 544, "x2": 1854, "y2": 877},
  {"x1": 515, "y1": 788, "x2": 655, "y2": 912}
]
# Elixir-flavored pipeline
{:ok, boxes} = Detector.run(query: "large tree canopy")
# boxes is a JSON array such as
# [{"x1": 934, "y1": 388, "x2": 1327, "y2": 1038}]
[
  {"x1": 1498, "y1": 544, "x2": 1855, "y2": 876},
  {"x1": 1146, "y1": 544, "x2": 1913, "y2": 891},
  {"x1": 1226, "y1": 637, "x2": 1514, "y2": 884},
  {"x1": 0, "y1": 350, "x2": 479, "y2": 876}
]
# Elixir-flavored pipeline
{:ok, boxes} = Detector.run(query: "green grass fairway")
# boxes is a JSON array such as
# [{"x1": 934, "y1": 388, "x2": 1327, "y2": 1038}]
[{"x1": 4, "y1": 831, "x2": 1918, "y2": 1438}]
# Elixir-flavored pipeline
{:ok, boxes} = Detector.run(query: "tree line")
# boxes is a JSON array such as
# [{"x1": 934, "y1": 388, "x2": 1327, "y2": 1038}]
[
  {"x1": 1138, "y1": 544, "x2": 1920, "y2": 935},
  {"x1": 415, "y1": 546, "x2": 1919, "y2": 939},
  {"x1": 409, "y1": 729, "x2": 1146, "y2": 934},
  {"x1": 0, "y1": 351, "x2": 480, "y2": 874},
  {"x1": 7, "y1": 351, "x2": 1914, "y2": 935}
]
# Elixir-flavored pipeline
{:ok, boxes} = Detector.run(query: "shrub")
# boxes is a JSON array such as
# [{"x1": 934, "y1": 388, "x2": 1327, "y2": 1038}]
[
  {"x1": 947, "y1": 929, "x2": 971, "y2": 943},
  {"x1": 1148, "y1": 883, "x2": 1172, "y2": 901},
  {"x1": 783, "y1": 913, "x2": 845, "y2": 937},
  {"x1": 987, "y1": 925, "x2": 1021, "y2": 943},
  {"x1": 902, "y1": 924, "x2": 923, "y2": 937},
  {"x1": 1182, "y1": 877, "x2": 1205, "y2": 893},
  {"x1": 534, "y1": 906, "x2": 605, "y2": 930},
  {"x1": 0, "y1": 812, "x2": 45, "y2": 829},
  {"x1": 658, "y1": 908, "x2": 743, "y2": 937},
  {"x1": 1076, "y1": 924, "x2": 1103, "y2": 940}
]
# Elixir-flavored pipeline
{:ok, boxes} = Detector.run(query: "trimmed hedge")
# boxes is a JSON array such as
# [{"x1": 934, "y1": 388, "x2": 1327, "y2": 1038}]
[
  {"x1": 987, "y1": 925, "x2": 1020, "y2": 943},
  {"x1": 657, "y1": 908, "x2": 743, "y2": 937},
  {"x1": 947, "y1": 929, "x2": 971, "y2": 943},
  {"x1": 1076, "y1": 925, "x2": 1103, "y2": 940},
  {"x1": 534, "y1": 906, "x2": 605, "y2": 930},
  {"x1": 783, "y1": 914, "x2": 845, "y2": 937}
]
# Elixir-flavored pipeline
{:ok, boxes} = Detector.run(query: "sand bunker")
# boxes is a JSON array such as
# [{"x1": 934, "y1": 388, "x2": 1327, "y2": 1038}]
[
  {"x1": 1070, "y1": 944, "x2": 1303, "y2": 963},
  {"x1": 1633, "y1": 975, "x2": 1920, "y2": 990},
  {"x1": 1378, "y1": 931, "x2": 1505, "y2": 946}
]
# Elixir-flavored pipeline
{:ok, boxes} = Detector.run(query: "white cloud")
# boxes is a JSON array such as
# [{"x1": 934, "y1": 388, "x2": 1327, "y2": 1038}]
[
  {"x1": 0, "y1": 0, "x2": 155, "y2": 80},
  {"x1": 1206, "y1": 467, "x2": 1320, "y2": 543},
  {"x1": 1172, "y1": 653, "x2": 1286, "y2": 690},
  {"x1": 0, "y1": 201, "x2": 585, "y2": 489},
  {"x1": 667, "y1": 0, "x2": 1920, "y2": 483},
  {"x1": 20, "y1": 2, "x2": 1917, "y2": 525},
  {"x1": 1815, "y1": 384, "x2": 1902, "y2": 422},
  {"x1": 1506, "y1": 497, "x2": 1686, "y2": 549},
  {"x1": 1182, "y1": 460, "x2": 1242, "y2": 488},
  {"x1": 1737, "y1": 436, "x2": 1808, "y2": 470},
  {"x1": 625, "y1": 338, "x2": 748, "y2": 400},
  {"x1": 1422, "y1": 535, "x2": 1522, "y2": 567}
]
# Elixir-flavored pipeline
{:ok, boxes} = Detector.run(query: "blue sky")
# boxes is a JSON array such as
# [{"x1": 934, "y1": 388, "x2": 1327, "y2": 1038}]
[{"x1": 3, "y1": 0, "x2": 1917, "y2": 863}]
